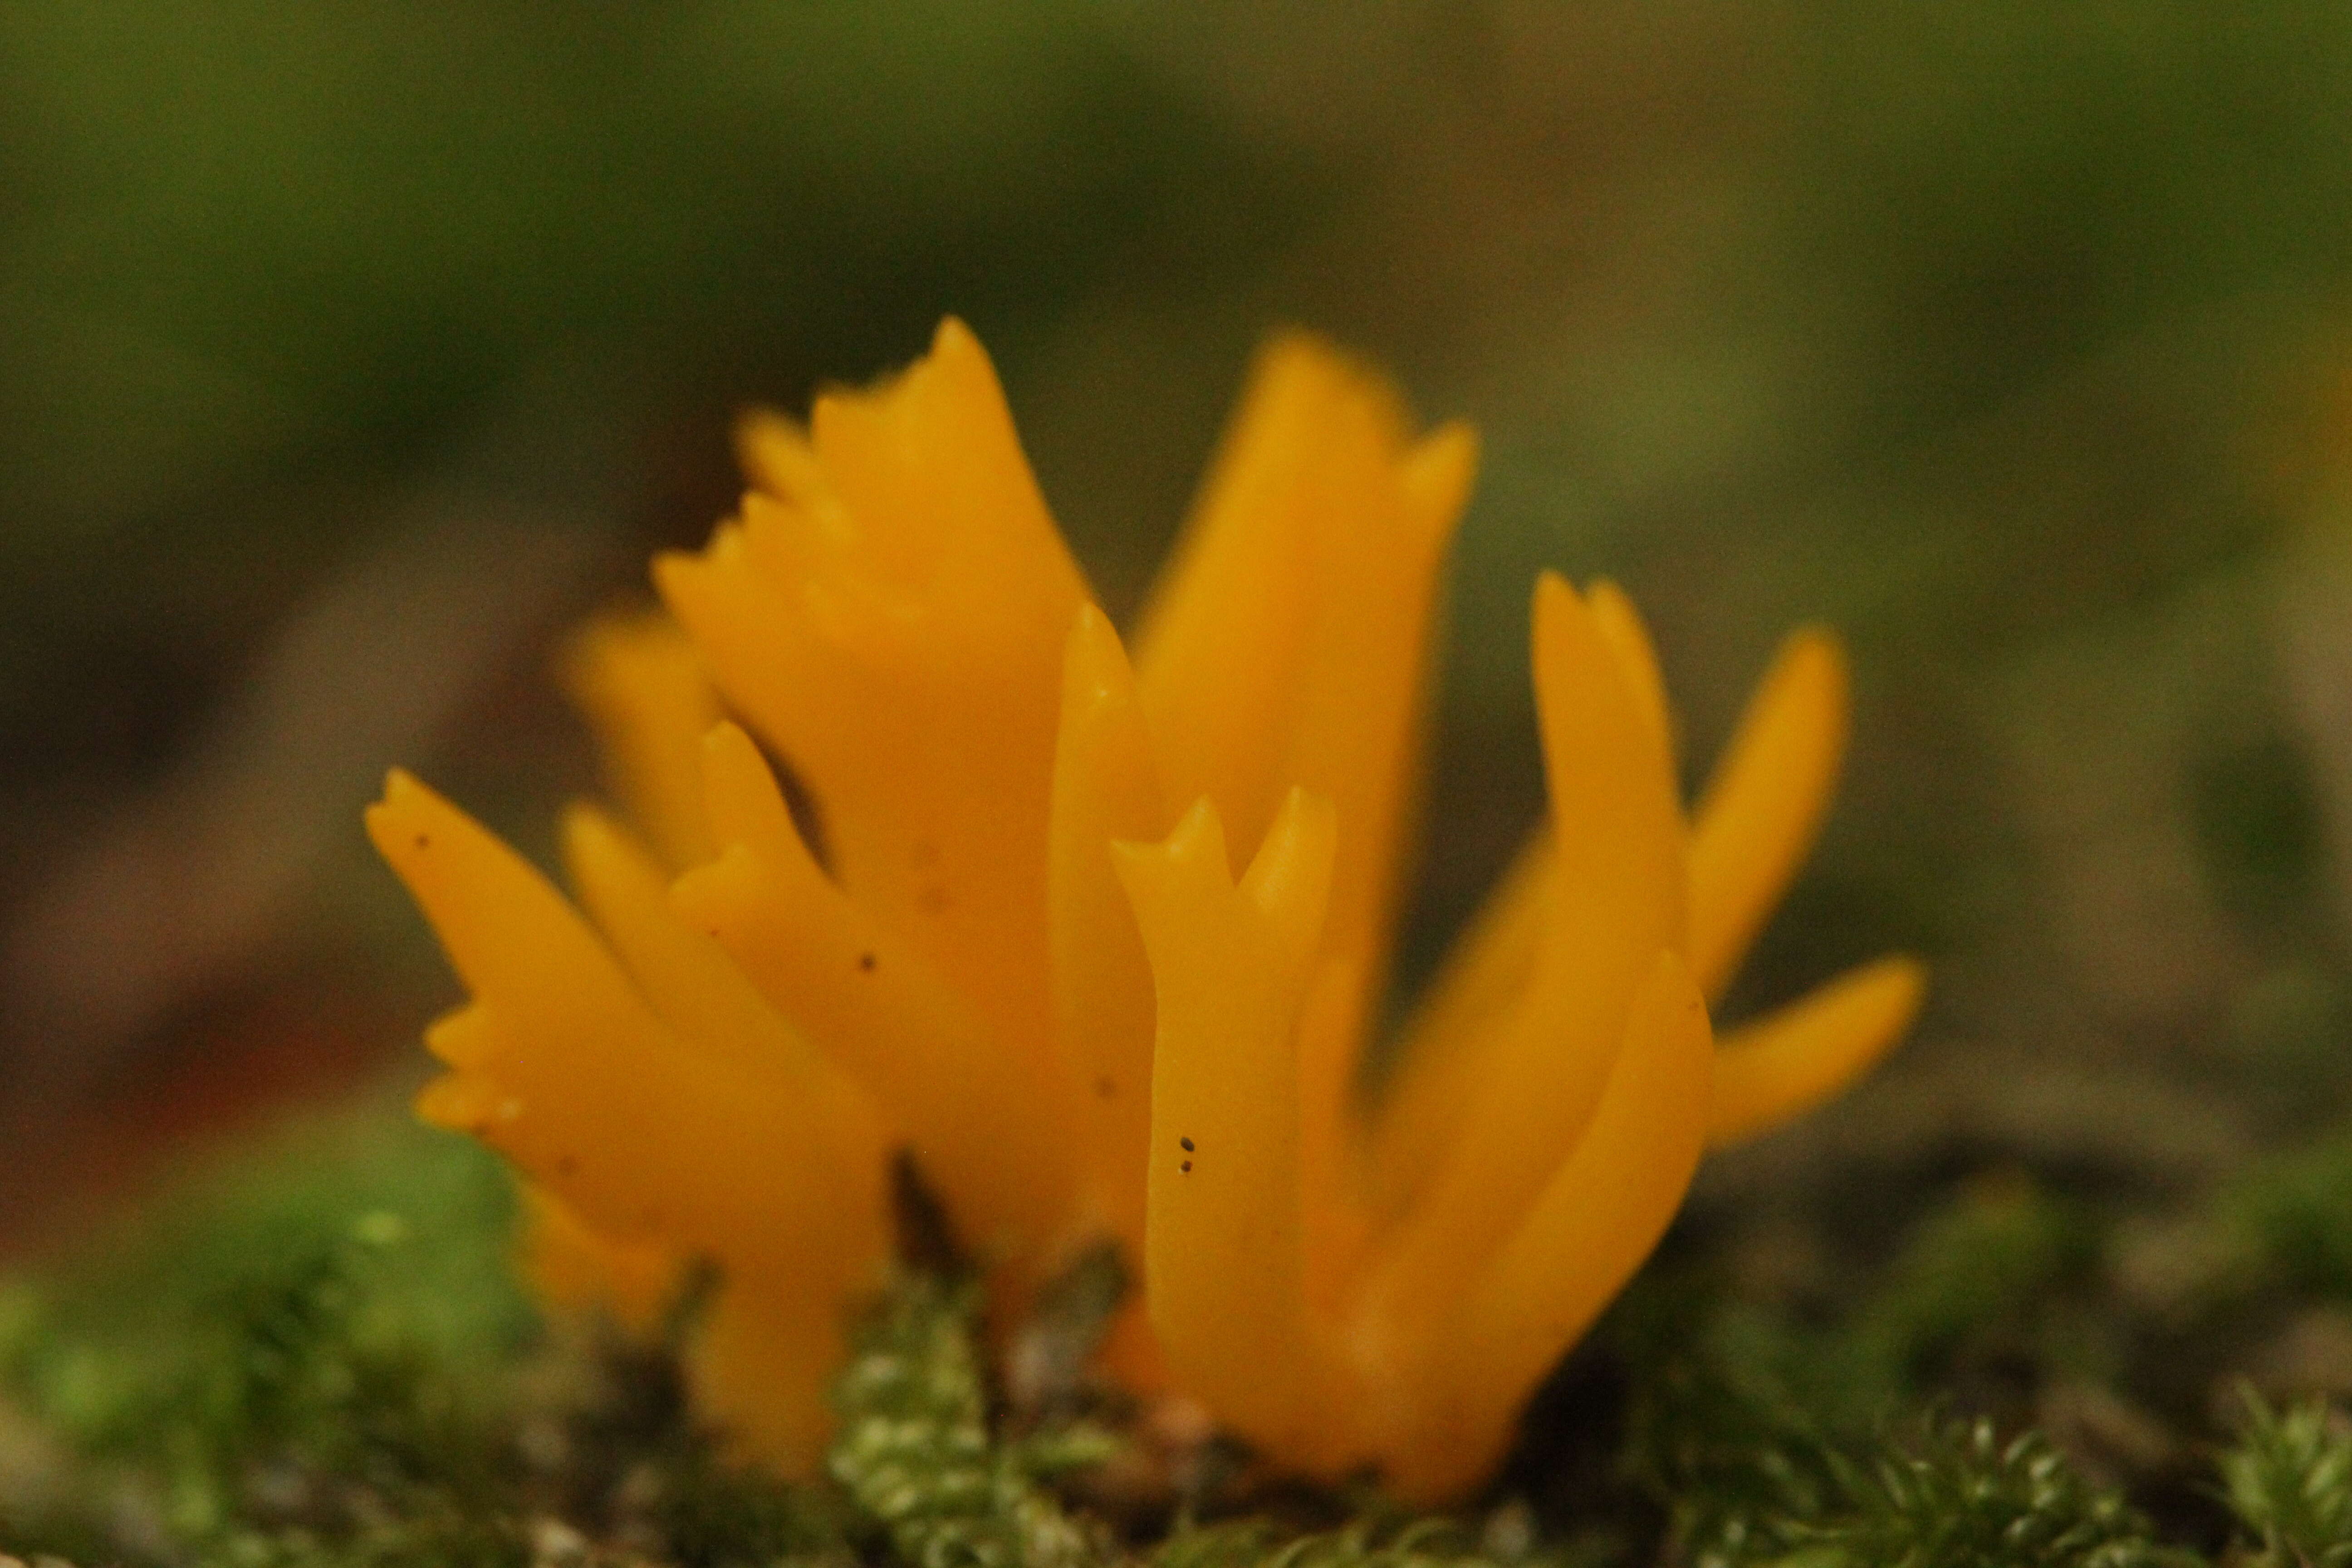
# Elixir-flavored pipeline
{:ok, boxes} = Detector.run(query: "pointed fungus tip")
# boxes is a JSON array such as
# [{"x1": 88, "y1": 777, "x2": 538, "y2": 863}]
[
  {"x1": 1240, "y1": 788, "x2": 1338, "y2": 924},
  {"x1": 1787, "y1": 623, "x2": 1851, "y2": 687},
  {"x1": 927, "y1": 317, "x2": 1005, "y2": 398},
  {"x1": 557, "y1": 798, "x2": 609, "y2": 855},
  {"x1": 701, "y1": 716, "x2": 756, "y2": 760},
  {"x1": 1060, "y1": 603, "x2": 1140, "y2": 712},
  {"x1": 1883, "y1": 952, "x2": 1931, "y2": 1009},
  {"x1": 1168, "y1": 794, "x2": 1226, "y2": 855},
  {"x1": 366, "y1": 770, "x2": 446, "y2": 862},
  {"x1": 649, "y1": 548, "x2": 703, "y2": 607},
  {"x1": 1064, "y1": 599, "x2": 1119, "y2": 661},
  {"x1": 1404, "y1": 421, "x2": 1480, "y2": 526},
  {"x1": 1530, "y1": 570, "x2": 1602, "y2": 660},
  {"x1": 1116, "y1": 796, "x2": 1228, "y2": 885},
  {"x1": 1146, "y1": 798, "x2": 1221, "y2": 876},
  {"x1": 1277, "y1": 783, "x2": 1338, "y2": 843},
  {"x1": 732, "y1": 403, "x2": 794, "y2": 449},
  {"x1": 1257, "y1": 325, "x2": 1333, "y2": 372},
  {"x1": 933, "y1": 314, "x2": 977, "y2": 355}
]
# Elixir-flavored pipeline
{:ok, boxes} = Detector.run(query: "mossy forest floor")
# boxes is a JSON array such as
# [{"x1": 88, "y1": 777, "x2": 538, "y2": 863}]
[{"x1": 15, "y1": 1096, "x2": 2352, "y2": 1568}]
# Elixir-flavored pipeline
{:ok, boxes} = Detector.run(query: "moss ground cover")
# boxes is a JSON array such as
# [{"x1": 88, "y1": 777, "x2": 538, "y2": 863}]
[{"x1": 15, "y1": 1090, "x2": 2352, "y2": 1567}]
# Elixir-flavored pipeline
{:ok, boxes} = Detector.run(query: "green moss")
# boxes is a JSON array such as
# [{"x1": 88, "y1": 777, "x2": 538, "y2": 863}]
[
  {"x1": 1743, "y1": 1417, "x2": 2188, "y2": 1568},
  {"x1": 1852, "y1": 1174, "x2": 2092, "y2": 1383},
  {"x1": 2219, "y1": 1391, "x2": 2352, "y2": 1568},
  {"x1": 1614, "y1": 1295, "x2": 1850, "y2": 1568},
  {"x1": 827, "y1": 1273, "x2": 1110, "y2": 1568},
  {"x1": 29, "y1": 1101, "x2": 2352, "y2": 1568},
  {"x1": 1153, "y1": 1515, "x2": 1586, "y2": 1568},
  {"x1": 0, "y1": 1112, "x2": 530, "y2": 1564},
  {"x1": 2220, "y1": 1129, "x2": 2352, "y2": 1300}
]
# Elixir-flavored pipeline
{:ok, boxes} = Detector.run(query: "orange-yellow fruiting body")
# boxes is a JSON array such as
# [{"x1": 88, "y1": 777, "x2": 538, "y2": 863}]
[
  {"x1": 560, "y1": 612, "x2": 724, "y2": 874},
  {"x1": 371, "y1": 318, "x2": 1921, "y2": 1494},
  {"x1": 364, "y1": 772, "x2": 887, "y2": 1473}
]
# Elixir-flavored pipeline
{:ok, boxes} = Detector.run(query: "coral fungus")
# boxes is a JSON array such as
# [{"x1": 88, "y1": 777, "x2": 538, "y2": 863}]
[{"x1": 369, "y1": 318, "x2": 1921, "y2": 1499}]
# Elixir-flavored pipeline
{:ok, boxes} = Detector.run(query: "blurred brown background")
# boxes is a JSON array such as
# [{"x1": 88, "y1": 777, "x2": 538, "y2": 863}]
[{"x1": 6, "y1": 3, "x2": 2352, "y2": 1251}]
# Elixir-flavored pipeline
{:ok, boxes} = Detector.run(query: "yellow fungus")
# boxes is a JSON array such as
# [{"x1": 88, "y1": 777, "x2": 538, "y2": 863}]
[
  {"x1": 365, "y1": 772, "x2": 887, "y2": 1472},
  {"x1": 371, "y1": 318, "x2": 1920, "y2": 1495},
  {"x1": 560, "y1": 612, "x2": 723, "y2": 873}
]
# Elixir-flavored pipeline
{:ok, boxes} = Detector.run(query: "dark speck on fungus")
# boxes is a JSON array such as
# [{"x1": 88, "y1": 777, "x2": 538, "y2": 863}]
[
  {"x1": 858, "y1": 951, "x2": 877, "y2": 972},
  {"x1": 1181, "y1": 1160, "x2": 1193, "y2": 1174},
  {"x1": 1180, "y1": 1136, "x2": 1195, "y2": 1152}
]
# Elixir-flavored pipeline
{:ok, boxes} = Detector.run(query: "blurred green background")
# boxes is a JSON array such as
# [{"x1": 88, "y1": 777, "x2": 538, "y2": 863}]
[{"x1": 7, "y1": 1, "x2": 2352, "y2": 1250}]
